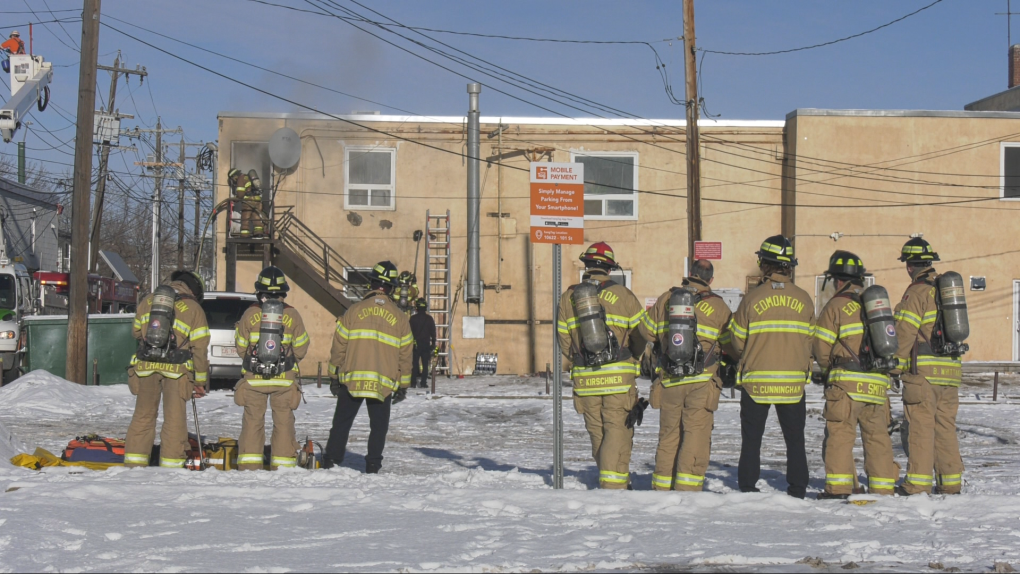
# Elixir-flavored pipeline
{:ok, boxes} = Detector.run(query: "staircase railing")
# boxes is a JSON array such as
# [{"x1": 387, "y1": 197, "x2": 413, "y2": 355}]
[{"x1": 274, "y1": 207, "x2": 369, "y2": 297}]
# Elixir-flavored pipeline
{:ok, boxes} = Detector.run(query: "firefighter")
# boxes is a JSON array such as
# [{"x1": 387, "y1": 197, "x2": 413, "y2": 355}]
[
  {"x1": 813, "y1": 251, "x2": 900, "y2": 499},
  {"x1": 557, "y1": 242, "x2": 650, "y2": 489},
  {"x1": 233, "y1": 266, "x2": 310, "y2": 470},
  {"x1": 729, "y1": 236, "x2": 815, "y2": 498},
  {"x1": 325, "y1": 261, "x2": 413, "y2": 473},
  {"x1": 123, "y1": 270, "x2": 210, "y2": 468},
  {"x1": 393, "y1": 271, "x2": 419, "y2": 314},
  {"x1": 640, "y1": 259, "x2": 732, "y2": 492},
  {"x1": 893, "y1": 238, "x2": 965, "y2": 495},
  {"x1": 1, "y1": 31, "x2": 25, "y2": 55},
  {"x1": 409, "y1": 298, "x2": 436, "y2": 389},
  {"x1": 228, "y1": 168, "x2": 264, "y2": 238}
]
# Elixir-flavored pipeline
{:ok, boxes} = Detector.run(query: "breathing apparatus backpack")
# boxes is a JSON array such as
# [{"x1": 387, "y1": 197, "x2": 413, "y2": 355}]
[
  {"x1": 929, "y1": 271, "x2": 970, "y2": 358},
  {"x1": 137, "y1": 285, "x2": 193, "y2": 363},
  {"x1": 571, "y1": 279, "x2": 628, "y2": 368},
  {"x1": 857, "y1": 285, "x2": 900, "y2": 373},
  {"x1": 244, "y1": 298, "x2": 295, "y2": 378},
  {"x1": 660, "y1": 287, "x2": 718, "y2": 377}
]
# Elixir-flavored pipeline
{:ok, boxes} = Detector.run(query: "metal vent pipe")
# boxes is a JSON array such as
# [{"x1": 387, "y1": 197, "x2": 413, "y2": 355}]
[{"x1": 466, "y1": 83, "x2": 482, "y2": 303}]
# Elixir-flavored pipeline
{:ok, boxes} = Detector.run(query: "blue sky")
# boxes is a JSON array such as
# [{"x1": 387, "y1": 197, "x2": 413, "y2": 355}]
[{"x1": 0, "y1": 0, "x2": 1012, "y2": 173}]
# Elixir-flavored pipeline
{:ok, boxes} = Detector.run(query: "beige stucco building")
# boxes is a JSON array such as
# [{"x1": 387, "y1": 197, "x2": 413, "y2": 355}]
[{"x1": 216, "y1": 107, "x2": 1020, "y2": 376}]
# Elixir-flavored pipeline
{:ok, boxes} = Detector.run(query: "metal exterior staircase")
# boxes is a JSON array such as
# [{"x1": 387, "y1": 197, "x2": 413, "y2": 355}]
[
  {"x1": 425, "y1": 210, "x2": 452, "y2": 376},
  {"x1": 271, "y1": 207, "x2": 357, "y2": 317}
]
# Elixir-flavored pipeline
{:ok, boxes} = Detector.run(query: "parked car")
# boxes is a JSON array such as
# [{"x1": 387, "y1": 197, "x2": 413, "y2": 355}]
[{"x1": 200, "y1": 291, "x2": 257, "y2": 389}]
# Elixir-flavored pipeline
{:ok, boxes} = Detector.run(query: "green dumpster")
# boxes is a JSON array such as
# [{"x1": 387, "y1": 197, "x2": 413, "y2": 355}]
[{"x1": 22, "y1": 314, "x2": 136, "y2": 385}]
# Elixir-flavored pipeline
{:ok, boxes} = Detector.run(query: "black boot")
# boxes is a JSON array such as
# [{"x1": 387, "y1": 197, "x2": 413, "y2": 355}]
[
  {"x1": 787, "y1": 487, "x2": 806, "y2": 499},
  {"x1": 366, "y1": 462, "x2": 381, "y2": 474}
]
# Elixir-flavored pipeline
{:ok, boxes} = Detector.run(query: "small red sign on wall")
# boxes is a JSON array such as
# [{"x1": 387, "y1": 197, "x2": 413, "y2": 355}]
[{"x1": 694, "y1": 241, "x2": 723, "y2": 260}]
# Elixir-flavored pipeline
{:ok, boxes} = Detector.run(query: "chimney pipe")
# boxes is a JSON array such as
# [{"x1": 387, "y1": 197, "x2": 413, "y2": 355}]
[
  {"x1": 1010, "y1": 45, "x2": 1020, "y2": 89},
  {"x1": 466, "y1": 83, "x2": 482, "y2": 304}
]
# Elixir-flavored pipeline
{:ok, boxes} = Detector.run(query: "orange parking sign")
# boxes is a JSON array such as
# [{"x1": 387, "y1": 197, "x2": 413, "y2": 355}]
[{"x1": 530, "y1": 162, "x2": 584, "y2": 245}]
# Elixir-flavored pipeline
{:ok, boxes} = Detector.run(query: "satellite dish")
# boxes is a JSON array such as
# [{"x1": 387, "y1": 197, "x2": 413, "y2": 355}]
[{"x1": 269, "y1": 127, "x2": 301, "y2": 172}]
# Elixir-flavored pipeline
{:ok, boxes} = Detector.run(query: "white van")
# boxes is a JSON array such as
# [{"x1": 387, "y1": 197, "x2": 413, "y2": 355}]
[{"x1": 200, "y1": 291, "x2": 257, "y2": 388}]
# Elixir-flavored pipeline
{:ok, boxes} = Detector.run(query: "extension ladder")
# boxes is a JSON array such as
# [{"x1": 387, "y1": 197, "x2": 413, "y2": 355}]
[{"x1": 425, "y1": 210, "x2": 452, "y2": 376}]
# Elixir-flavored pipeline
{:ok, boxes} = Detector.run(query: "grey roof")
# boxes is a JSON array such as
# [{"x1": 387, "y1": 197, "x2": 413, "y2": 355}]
[
  {"x1": 787, "y1": 108, "x2": 1020, "y2": 120},
  {"x1": 99, "y1": 250, "x2": 140, "y2": 283},
  {"x1": 0, "y1": 177, "x2": 62, "y2": 208},
  {"x1": 964, "y1": 85, "x2": 1020, "y2": 112}
]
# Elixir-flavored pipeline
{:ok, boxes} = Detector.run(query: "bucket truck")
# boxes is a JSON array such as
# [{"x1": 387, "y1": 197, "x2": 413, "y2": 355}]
[{"x1": 0, "y1": 54, "x2": 53, "y2": 143}]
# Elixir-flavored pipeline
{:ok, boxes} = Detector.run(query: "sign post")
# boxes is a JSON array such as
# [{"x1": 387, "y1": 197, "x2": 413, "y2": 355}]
[{"x1": 531, "y1": 161, "x2": 584, "y2": 490}]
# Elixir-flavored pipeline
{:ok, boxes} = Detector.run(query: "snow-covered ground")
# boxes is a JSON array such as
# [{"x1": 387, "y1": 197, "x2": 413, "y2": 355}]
[{"x1": 1, "y1": 370, "x2": 1019, "y2": 572}]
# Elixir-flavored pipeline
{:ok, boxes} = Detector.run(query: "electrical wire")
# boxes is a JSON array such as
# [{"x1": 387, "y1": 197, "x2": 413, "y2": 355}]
[{"x1": 701, "y1": 0, "x2": 945, "y2": 56}]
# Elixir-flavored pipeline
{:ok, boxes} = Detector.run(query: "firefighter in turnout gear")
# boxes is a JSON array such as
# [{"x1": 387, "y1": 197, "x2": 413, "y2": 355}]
[
  {"x1": 393, "y1": 271, "x2": 419, "y2": 314},
  {"x1": 326, "y1": 261, "x2": 413, "y2": 473},
  {"x1": 640, "y1": 259, "x2": 732, "y2": 491},
  {"x1": 228, "y1": 168, "x2": 264, "y2": 238},
  {"x1": 893, "y1": 238, "x2": 965, "y2": 495},
  {"x1": 557, "y1": 242, "x2": 651, "y2": 489},
  {"x1": 124, "y1": 271, "x2": 210, "y2": 468},
  {"x1": 233, "y1": 266, "x2": 310, "y2": 470},
  {"x1": 813, "y1": 251, "x2": 900, "y2": 499},
  {"x1": 729, "y1": 236, "x2": 815, "y2": 498}
]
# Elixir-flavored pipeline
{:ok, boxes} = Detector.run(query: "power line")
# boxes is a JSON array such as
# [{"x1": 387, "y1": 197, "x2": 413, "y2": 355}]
[{"x1": 701, "y1": 0, "x2": 945, "y2": 56}]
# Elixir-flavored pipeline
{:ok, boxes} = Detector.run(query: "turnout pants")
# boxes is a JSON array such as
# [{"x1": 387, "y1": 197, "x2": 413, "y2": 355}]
[
  {"x1": 652, "y1": 381, "x2": 719, "y2": 492},
  {"x1": 901, "y1": 375, "x2": 964, "y2": 494},
  {"x1": 412, "y1": 344, "x2": 432, "y2": 388},
  {"x1": 325, "y1": 385, "x2": 392, "y2": 469},
  {"x1": 738, "y1": 391, "x2": 809, "y2": 497},
  {"x1": 574, "y1": 388, "x2": 637, "y2": 489},
  {"x1": 124, "y1": 370, "x2": 194, "y2": 468},
  {"x1": 235, "y1": 195, "x2": 263, "y2": 237},
  {"x1": 821, "y1": 386, "x2": 899, "y2": 495},
  {"x1": 235, "y1": 379, "x2": 301, "y2": 470}
]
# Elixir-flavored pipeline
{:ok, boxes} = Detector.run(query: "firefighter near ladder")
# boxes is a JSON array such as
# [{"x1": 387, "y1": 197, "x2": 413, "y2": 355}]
[
  {"x1": 233, "y1": 266, "x2": 310, "y2": 470},
  {"x1": 123, "y1": 271, "x2": 210, "y2": 468},
  {"x1": 812, "y1": 251, "x2": 901, "y2": 499},
  {"x1": 325, "y1": 261, "x2": 413, "y2": 474},
  {"x1": 893, "y1": 238, "x2": 969, "y2": 495},
  {"x1": 557, "y1": 242, "x2": 651, "y2": 490},
  {"x1": 228, "y1": 168, "x2": 265, "y2": 238},
  {"x1": 641, "y1": 259, "x2": 732, "y2": 492},
  {"x1": 728, "y1": 236, "x2": 815, "y2": 499}
]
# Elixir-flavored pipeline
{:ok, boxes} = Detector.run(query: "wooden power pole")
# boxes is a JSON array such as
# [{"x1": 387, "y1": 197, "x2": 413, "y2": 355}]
[
  {"x1": 67, "y1": 0, "x2": 102, "y2": 385},
  {"x1": 683, "y1": 0, "x2": 703, "y2": 263}
]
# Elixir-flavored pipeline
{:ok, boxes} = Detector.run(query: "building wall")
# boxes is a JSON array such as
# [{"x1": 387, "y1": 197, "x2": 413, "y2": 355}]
[
  {"x1": 0, "y1": 177, "x2": 60, "y2": 272},
  {"x1": 788, "y1": 110, "x2": 1020, "y2": 362},
  {"x1": 217, "y1": 114, "x2": 785, "y2": 375}
]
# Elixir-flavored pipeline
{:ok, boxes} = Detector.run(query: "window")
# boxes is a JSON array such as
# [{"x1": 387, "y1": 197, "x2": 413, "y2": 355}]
[
  {"x1": 814, "y1": 275, "x2": 875, "y2": 316},
  {"x1": 0, "y1": 275, "x2": 14, "y2": 310},
  {"x1": 579, "y1": 269, "x2": 631, "y2": 289},
  {"x1": 1002, "y1": 143, "x2": 1020, "y2": 200},
  {"x1": 571, "y1": 151, "x2": 638, "y2": 220},
  {"x1": 345, "y1": 147, "x2": 396, "y2": 210},
  {"x1": 343, "y1": 267, "x2": 375, "y2": 300}
]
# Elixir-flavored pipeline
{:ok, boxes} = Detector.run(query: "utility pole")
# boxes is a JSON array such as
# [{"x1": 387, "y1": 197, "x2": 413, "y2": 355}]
[
  {"x1": 67, "y1": 0, "x2": 102, "y2": 386},
  {"x1": 152, "y1": 118, "x2": 163, "y2": 288},
  {"x1": 683, "y1": 0, "x2": 702, "y2": 263},
  {"x1": 90, "y1": 53, "x2": 146, "y2": 273},
  {"x1": 177, "y1": 137, "x2": 185, "y2": 269}
]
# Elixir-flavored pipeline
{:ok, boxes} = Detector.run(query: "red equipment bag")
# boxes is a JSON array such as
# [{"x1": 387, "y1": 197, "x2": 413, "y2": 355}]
[{"x1": 62, "y1": 435, "x2": 126, "y2": 464}]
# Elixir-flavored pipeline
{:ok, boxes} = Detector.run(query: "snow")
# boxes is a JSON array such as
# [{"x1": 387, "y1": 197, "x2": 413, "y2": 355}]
[{"x1": 0, "y1": 370, "x2": 1019, "y2": 571}]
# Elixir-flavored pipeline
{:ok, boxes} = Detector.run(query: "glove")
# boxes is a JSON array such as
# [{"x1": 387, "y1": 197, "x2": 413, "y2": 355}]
[
  {"x1": 392, "y1": 387, "x2": 408, "y2": 404},
  {"x1": 625, "y1": 397, "x2": 650, "y2": 429},
  {"x1": 329, "y1": 378, "x2": 341, "y2": 397}
]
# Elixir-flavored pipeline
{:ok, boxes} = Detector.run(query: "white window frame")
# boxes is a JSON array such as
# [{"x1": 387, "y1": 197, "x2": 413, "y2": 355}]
[
  {"x1": 579, "y1": 269, "x2": 632, "y2": 289},
  {"x1": 343, "y1": 266, "x2": 375, "y2": 300},
  {"x1": 344, "y1": 146, "x2": 396, "y2": 211},
  {"x1": 1000, "y1": 142, "x2": 1020, "y2": 201},
  {"x1": 570, "y1": 150, "x2": 639, "y2": 221}
]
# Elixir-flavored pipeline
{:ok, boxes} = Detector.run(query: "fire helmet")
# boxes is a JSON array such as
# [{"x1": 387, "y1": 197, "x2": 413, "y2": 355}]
[
  {"x1": 898, "y1": 237, "x2": 939, "y2": 264},
  {"x1": 170, "y1": 269, "x2": 205, "y2": 301},
  {"x1": 255, "y1": 265, "x2": 289, "y2": 295},
  {"x1": 824, "y1": 250, "x2": 868, "y2": 282},
  {"x1": 579, "y1": 242, "x2": 618, "y2": 268},
  {"x1": 755, "y1": 235, "x2": 798, "y2": 267},
  {"x1": 414, "y1": 297, "x2": 427, "y2": 311},
  {"x1": 370, "y1": 261, "x2": 399, "y2": 287}
]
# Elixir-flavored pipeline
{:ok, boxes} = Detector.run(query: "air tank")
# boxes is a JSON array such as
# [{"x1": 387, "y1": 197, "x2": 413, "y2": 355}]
[
  {"x1": 572, "y1": 282, "x2": 608, "y2": 355},
  {"x1": 937, "y1": 271, "x2": 969, "y2": 343},
  {"x1": 861, "y1": 285, "x2": 898, "y2": 360},
  {"x1": 257, "y1": 298, "x2": 285, "y2": 368},
  {"x1": 144, "y1": 285, "x2": 178, "y2": 350},
  {"x1": 665, "y1": 288, "x2": 698, "y2": 367}
]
